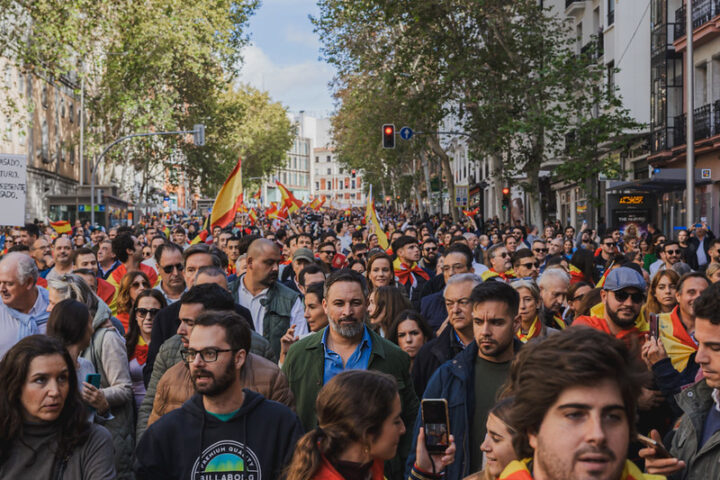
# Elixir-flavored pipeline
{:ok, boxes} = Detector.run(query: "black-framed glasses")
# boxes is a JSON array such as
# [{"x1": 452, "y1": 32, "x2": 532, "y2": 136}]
[
  {"x1": 161, "y1": 263, "x2": 184, "y2": 274},
  {"x1": 132, "y1": 281, "x2": 150, "y2": 288},
  {"x1": 612, "y1": 290, "x2": 644, "y2": 304},
  {"x1": 320, "y1": 250, "x2": 335, "y2": 255},
  {"x1": 520, "y1": 262, "x2": 539, "y2": 269},
  {"x1": 603, "y1": 242, "x2": 616, "y2": 247},
  {"x1": 533, "y1": 248, "x2": 548, "y2": 253},
  {"x1": 181, "y1": 347, "x2": 236, "y2": 363},
  {"x1": 137, "y1": 308, "x2": 160, "y2": 318},
  {"x1": 498, "y1": 252, "x2": 509, "y2": 258},
  {"x1": 665, "y1": 249, "x2": 680, "y2": 255},
  {"x1": 424, "y1": 247, "x2": 438, "y2": 252}
]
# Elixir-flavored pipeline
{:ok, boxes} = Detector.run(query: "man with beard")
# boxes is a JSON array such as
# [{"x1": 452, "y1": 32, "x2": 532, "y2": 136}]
[
  {"x1": 282, "y1": 269, "x2": 418, "y2": 480},
  {"x1": 419, "y1": 237, "x2": 439, "y2": 273},
  {"x1": 236, "y1": 238, "x2": 305, "y2": 358},
  {"x1": 500, "y1": 327, "x2": 656, "y2": 480},
  {"x1": 650, "y1": 241, "x2": 684, "y2": 279},
  {"x1": 574, "y1": 267, "x2": 647, "y2": 343},
  {"x1": 135, "y1": 311, "x2": 303, "y2": 480},
  {"x1": 406, "y1": 280, "x2": 521, "y2": 480}
]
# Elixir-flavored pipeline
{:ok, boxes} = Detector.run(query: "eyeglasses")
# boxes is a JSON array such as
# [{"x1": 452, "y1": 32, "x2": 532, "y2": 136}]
[
  {"x1": 161, "y1": 263, "x2": 184, "y2": 274},
  {"x1": 497, "y1": 252, "x2": 509, "y2": 258},
  {"x1": 137, "y1": 308, "x2": 160, "y2": 317},
  {"x1": 604, "y1": 242, "x2": 616, "y2": 247},
  {"x1": 570, "y1": 293, "x2": 585, "y2": 302},
  {"x1": 665, "y1": 249, "x2": 680, "y2": 255},
  {"x1": 520, "y1": 262, "x2": 539, "y2": 269},
  {"x1": 424, "y1": 247, "x2": 438, "y2": 252},
  {"x1": 612, "y1": 290, "x2": 644, "y2": 304},
  {"x1": 533, "y1": 248, "x2": 548, "y2": 253},
  {"x1": 132, "y1": 281, "x2": 149, "y2": 288},
  {"x1": 181, "y1": 347, "x2": 236, "y2": 363},
  {"x1": 320, "y1": 250, "x2": 335, "y2": 255}
]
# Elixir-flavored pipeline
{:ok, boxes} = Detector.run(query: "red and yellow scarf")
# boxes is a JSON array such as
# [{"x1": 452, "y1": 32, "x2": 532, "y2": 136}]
[
  {"x1": 393, "y1": 257, "x2": 429, "y2": 285},
  {"x1": 516, "y1": 316, "x2": 543, "y2": 343},
  {"x1": 659, "y1": 306, "x2": 697, "y2": 372},
  {"x1": 499, "y1": 458, "x2": 664, "y2": 480}
]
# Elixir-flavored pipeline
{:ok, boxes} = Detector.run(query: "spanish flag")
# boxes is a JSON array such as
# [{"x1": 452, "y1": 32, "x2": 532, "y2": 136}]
[
  {"x1": 50, "y1": 220, "x2": 72, "y2": 235},
  {"x1": 462, "y1": 207, "x2": 479, "y2": 217},
  {"x1": 658, "y1": 306, "x2": 698, "y2": 372},
  {"x1": 210, "y1": 157, "x2": 243, "y2": 229},
  {"x1": 276, "y1": 180, "x2": 302, "y2": 214},
  {"x1": 253, "y1": 187, "x2": 261, "y2": 200},
  {"x1": 309, "y1": 196, "x2": 326, "y2": 211},
  {"x1": 365, "y1": 185, "x2": 388, "y2": 249},
  {"x1": 267, "y1": 202, "x2": 287, "y2": 220},
  {"x1": 190, "y1": 229, "x2": 208, "y2": 245},
  {"x1": 248, "y1": 208, "x2": 258, "y2": 226}
]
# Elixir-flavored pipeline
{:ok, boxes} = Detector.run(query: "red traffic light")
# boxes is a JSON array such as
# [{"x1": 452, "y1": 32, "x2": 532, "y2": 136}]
[
  {"x1": 384, "y1": 126, "x2": 393, "y2": 135},
  {"x1": 501, "y1": 187, "x2": 510, "y2": 195},
  {"x1": 382, "y1": 124, "x2": 395, "y2": 149}
]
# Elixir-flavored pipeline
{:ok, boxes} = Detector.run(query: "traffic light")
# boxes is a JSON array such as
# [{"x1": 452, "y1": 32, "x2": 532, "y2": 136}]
[
  {"x1": 382, "y1": 124, "x2": 395, "y2": 149},
  {"x1": 501, "y1": 187, "x2": 510, "y2": 210}
]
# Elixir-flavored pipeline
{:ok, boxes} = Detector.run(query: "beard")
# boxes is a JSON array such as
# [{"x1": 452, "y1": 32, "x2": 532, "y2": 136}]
[
  {"x1": 535, "y1": 434, "x2": 622, "y2": 480},
  {"x1": 191, "y1": 361, "x2": 236, "y2": 397},
  {"x1": 329, "y1": 315, "x2": 365, "y2": 338},
  {"x1": 606, "y1": 304, "x2": 637, "y2": 329},
  {"x1": 259, "y1": 270, "x2": 278, "y2": 287}
]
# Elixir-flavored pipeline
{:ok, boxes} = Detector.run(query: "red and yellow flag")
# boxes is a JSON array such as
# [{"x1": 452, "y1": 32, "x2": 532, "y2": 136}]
[
  {"x1": 267, "y1": 202, "x2": 288, "y2": 220},
  {"x1": 190, "y1": 230, "x2": 209, "y2": 245},
  {"x1": 365, "y1": 185, "x2": 388, "y2": 249},
  {"x1": 276, "y1": 180, "x2": 302, "y2": 214},
  {"x1": 253, "y1": 187, "x2": 261, "y2": 200},
  {"x1": 210, "y1": 157, "x2": 244, "y2": 229},
  {"x1": 50, "y1": 220, "x2": 72, "y2": 235},
  {"x1": 248, "y1": 208, "x2": 258, "y2": 225},
  {"x1": 462, "y1": 207, "x2": 479, "y2": 217},
  {"x1": 309, "y1": 195, "x2": 326, "y2": 211}
]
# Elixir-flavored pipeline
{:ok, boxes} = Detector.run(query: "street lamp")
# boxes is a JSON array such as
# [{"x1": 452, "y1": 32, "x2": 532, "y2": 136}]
[{"x1": 90, "y1": 124, "x2": 205, "y2": 225}]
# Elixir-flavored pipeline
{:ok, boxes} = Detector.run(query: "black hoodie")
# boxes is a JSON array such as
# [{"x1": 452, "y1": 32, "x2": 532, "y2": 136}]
[{"x1": 135, "y1": 389, "x2": 303, "y2": 480}]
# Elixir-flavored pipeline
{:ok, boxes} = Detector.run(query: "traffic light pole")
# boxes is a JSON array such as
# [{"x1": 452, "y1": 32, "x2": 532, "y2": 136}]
[{"x1": 90, "y1": 127, "x2": 204, "y2": 225}]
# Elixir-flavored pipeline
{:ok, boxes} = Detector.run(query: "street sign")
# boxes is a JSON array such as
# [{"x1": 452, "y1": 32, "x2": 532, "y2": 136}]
[
  {"x1": 399, "y1": 126, "x2": 414, "y2": 140},
  {"x1": 0, "y1": 153, "x2": 26, "y2": 225},
  {"x1": 455, "y1": 185, "x2": 468, "y2": 206},
  {"x1": 702, "y1": 168, "x2": 711, "y2": 179}
]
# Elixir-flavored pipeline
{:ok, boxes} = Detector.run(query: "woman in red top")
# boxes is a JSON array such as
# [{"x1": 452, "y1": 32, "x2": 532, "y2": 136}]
[
  {"x1": 126, "y1": 289, "x2": 165, "y2": 409},
  {"x1": 115, "y1": 270, "x2": 150, "y2": 331},
  {"x1": 286, "y1": 370, "x2": 455, "y2": 480}
]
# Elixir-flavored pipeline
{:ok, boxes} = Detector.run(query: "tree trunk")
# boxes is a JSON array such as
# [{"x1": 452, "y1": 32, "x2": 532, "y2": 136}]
[
  {"x1": 525, "y1": 159, "x2": 543, "y2": 229},
  {"x1": 427, "y1": 135, "x2": 458, "y2": 222},
  {"x1": 421, "y1": 151, "x2": 432, "y2": 215},
  {"x1": 491, "y1": 153, "x2": 503, "y2": 221}
]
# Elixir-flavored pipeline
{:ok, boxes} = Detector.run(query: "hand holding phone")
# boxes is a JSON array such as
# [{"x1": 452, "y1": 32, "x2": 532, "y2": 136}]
[
  {"x1": 421, "y1": 399, "x2": 450, "y2": 454},
  {"x1": 637, "y1": 430, "x2": 685, "y2": 477}
]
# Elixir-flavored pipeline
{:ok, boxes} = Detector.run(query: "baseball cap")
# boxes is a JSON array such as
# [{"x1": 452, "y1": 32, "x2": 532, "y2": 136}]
[
  {"x1": 293, "y1": 248, "x2": 315, "y2": 263},
  {"x1": 603, "y1": 267, "x2": 646, "y2": 292}
]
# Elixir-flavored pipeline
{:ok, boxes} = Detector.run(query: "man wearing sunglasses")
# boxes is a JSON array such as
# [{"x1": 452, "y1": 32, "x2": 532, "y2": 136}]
[
  {"x1": 419, "y1": 238, "x2": 439, "y2": 274},
  {"x1": 594, "y1": 233, "x2": 617, "y2": 277},
  {"x1": 512, "y1": 250, "x2": 539, "y2": 281},
  {"x1": 155, "y1": 243, "x2": 187, "y2": 305},
  {"x1": 574, "y1": 267, "x2": 647, "y2": 343},
  {"x1": 650, "y1": 241, "x2": 684, "y2": 279},
  {"x1": 531, "y1": 239, "x2": 549, "y2": 272}
]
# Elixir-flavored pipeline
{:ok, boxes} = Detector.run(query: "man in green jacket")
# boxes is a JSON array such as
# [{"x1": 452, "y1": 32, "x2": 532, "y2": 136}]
[
  {"x1": 282, "y1": 269, "x2": 418, "y2": 480},
  {"x1": 642, "y1": 282, "x2": 720, "y2": 479}
]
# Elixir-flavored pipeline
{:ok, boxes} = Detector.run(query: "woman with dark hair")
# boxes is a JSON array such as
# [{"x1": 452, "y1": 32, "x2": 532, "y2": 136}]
[
  {"x1": 126, "y1": 289, "x2": 166, "y2": 408},
  {"x1": 285, "y1": 370, "x2": 455, "y2": 480},
  {"x1": 47, "y1": 299, "x2": 107, "y2": 416},
  {"x1": 0, "y1": 335, "x2": 116, "y2": 478},
  {"x1": 366, "y1": 252, "x2": 395, "y2": 291},
  {"x1": 569, "y1": 249, "x2": 597, "y2": 285},
  {"x1": 388, "y1": 310, "x2": 432, "y2": 368},
  {"x1": 368, "y1": 285, "x2": 411, "y2": 337},
  {"x1": 115, "y1": 270, "x2": 150, "y2": 331}
]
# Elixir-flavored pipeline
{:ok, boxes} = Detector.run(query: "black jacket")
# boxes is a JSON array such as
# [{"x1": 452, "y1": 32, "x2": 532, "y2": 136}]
[
  {"x1": 686, "y1": 231, "x2": 716, "y2": 270},
  {"x1": 135, "y1": 389, "x2": 304, "y2": 480},
  {"x1": 144, "y1": 301, "x2": 253, "y2": 386},
  {"x1": 411, "y1": 325, "x2": 465, "y2": 398}
]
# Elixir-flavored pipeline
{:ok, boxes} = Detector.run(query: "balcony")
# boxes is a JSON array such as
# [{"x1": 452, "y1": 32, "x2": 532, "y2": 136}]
[
  {"x1": 672, "y1": 100, "x2": 720, "y2": 146},
  {"x1": 675, "y1": 0, "x2": 720, "y2": 38},
  {"x1": 565, "y1": 0, "x2": 586, "y2": 14}
]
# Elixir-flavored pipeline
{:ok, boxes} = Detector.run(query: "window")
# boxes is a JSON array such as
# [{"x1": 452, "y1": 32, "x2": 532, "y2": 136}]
[
  {"x1": 607, "y1": 61, "x2": 615, "y2": 91},
  {"x1": 315, "y1": 156, "x2": 319, "y2": 163},
  {"x1": 60, "y1": 97, "x2": 66, "y2": 118},
  {"x1": 69, "y1": 146, "x2": 75, "y2": 165},
  {"x1": 40, "y1": 120, "x2": 49, "y2": 162},
  {"x1": 41, "y1": 85, "x2": 48, "y2": 109},
  {"x1": 69, "y1": 102, "x2": 74, "y2": 123},
  {"x1": 607, "y1": 0, "x2": 614, "y2": 25},
  {"x1": 327, "y1": 168, "x2": 331, "y2": 175},
  {"x1": 351, "y1": 180, "x2": 355, "y2": 189},
  {"x1": 339, "y1": 181, "x2": 343, "y2": 190},
  {"x1": 316, "y1": 182, "x2": 320, "y2": 190},
  {"x1": 326, "y1": 155, "x2": 331, "y2": 162}
]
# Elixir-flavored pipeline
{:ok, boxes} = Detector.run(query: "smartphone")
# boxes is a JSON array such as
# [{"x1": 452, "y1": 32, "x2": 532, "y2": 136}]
[
  {"x1": 637, "y1": 434, "x2": 671, "y2": 458},
  {"x1": 421, "y1": 399, "x2": 450, "y2": 454},
  {"x1": 85, "y1": 373, "x2": 101, "y2": 389},
  {"x1": 649, "y1": 313, "x2": 659, "y2": 340}
]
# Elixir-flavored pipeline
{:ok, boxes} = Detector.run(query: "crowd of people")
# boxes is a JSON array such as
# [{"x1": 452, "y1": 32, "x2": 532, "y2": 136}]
[{"x1": 0, "y1": 209, "x2": 719, "y2": 480}]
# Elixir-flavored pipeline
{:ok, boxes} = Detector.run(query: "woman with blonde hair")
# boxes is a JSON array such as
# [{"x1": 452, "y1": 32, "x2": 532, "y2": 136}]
[
  {"x1": 115, "y1": 270, "x2": 150, "y2": 331},
  {"x1": 512, "y1": 281, "x2": 556, "y2": 343},
  {"x1": 285, "y1": 370, "x2": 455, "y2": 480},
  {"x1": 706, "y1": 262, "x2": 720, "y2": 284},
  {"x1": 645, "y1": 269, "x2": 679, "y2": 315}
]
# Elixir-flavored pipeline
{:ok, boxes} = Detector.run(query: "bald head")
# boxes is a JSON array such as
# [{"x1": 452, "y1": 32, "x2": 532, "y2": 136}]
[{"x1": 245, "y1": 238, "x2": 281, "y2": 290}]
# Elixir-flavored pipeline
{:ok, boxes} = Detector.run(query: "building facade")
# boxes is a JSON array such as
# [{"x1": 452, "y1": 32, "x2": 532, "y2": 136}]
[{"x1": 313, "y1": 146, "x2": 364, "y2": 207}]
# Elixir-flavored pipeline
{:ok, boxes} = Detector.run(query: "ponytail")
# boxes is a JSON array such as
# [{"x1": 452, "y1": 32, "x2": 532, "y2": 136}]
[{"x1": 285, "y1": 427, "x2": 333, "y2": 480}]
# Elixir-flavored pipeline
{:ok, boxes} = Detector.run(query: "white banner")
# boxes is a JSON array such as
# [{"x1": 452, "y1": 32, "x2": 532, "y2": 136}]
[{"x1": 0, "y1": 153, "x2": 27, "y2": 226}]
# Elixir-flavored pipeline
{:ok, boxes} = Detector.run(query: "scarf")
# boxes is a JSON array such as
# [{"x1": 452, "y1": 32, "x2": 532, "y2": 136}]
[
  {"x1": 393, "y1": 257, "x2": 429, "y2": 285},
  {"x1": 658, "y1": 306, "x2": 698, "y2": 372},
  {"x1": 6, "y1": 287, "x2": 50, "y2": 342},
  {"x1": 133, "y1": 336, "x2": 149, "y2": 365},
  {"x1": 516, "y1": 316, "x2": 542, "y2": 343},
  {"x1": 589, "y1": 302, "x2": 649, "y2": 334},
  {"x1": 499, "y1": 458, "x2": 663, "y2": 480}
]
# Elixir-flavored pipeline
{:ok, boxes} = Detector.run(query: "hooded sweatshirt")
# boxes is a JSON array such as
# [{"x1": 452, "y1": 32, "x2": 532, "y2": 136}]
[{"x1": 135, "y1": 389, "x2": 304, "y2": 480}]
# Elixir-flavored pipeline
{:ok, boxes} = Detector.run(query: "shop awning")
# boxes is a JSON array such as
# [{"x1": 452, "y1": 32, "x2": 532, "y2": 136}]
[{"x1": 606, "y1": 168, "x2": 712, "y2": 193}]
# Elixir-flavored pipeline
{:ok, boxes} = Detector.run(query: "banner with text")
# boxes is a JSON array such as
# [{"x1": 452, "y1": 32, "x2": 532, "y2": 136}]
[{"x1": 0, "y1": 153, "x2": 27, "y2": 226}]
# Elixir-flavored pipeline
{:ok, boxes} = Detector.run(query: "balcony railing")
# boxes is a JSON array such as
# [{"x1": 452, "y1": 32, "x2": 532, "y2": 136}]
[
  {"x1": 672, "y1": 100, "x2": 720, "y2": 146},
  {"x1": 675, "y1": 0, "x2": 720, "y2": 38}
]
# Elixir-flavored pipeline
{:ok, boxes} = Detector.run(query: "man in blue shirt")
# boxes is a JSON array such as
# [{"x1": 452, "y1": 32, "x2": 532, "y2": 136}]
[{"x1": 282, "y1": 269, "x2": 418, "y2": 480}]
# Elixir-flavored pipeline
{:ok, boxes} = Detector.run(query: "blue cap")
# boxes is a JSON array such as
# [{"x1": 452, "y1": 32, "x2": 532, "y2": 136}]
[{"x1": 603, "y1": 267, "x2": 646, "y2": 292}]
